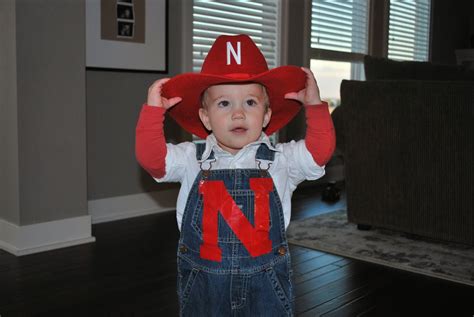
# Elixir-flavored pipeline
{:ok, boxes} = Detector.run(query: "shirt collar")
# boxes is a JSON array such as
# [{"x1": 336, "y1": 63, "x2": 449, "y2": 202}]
[{"x1": 199, "y1": 133, "x2": 281, "y2": 162}]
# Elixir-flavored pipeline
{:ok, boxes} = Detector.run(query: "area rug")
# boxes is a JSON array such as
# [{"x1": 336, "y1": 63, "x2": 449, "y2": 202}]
[{"x1": 287, "y1": 210, "x2": 474, "y2": 286}]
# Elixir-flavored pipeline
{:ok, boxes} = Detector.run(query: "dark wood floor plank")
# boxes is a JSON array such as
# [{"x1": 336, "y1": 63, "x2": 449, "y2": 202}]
[
  {"x1": 360, "y1": 269, "x2": 474, "y2": 317},
  {"x1": 294, "y1": 264, "x2": 342, "y2": 285},
  {"x1": 291, "y1": 249, "x2": 326, "y2": 265},
  {"x1": 295, "y1": 269, "x2": 371, "y2": 314},
  {"x1": 290, "y1": 185, "x2": 347, "y2": 222},
  {"x1": 320, "y1": 290, "x2": 376, "y2": 317},
  {"x1": 289, "y1": 244, "x2": 311, "y2": 256},
  {"x1": 295, "y1": 262, "x2": 368, "y2": 297},
  {"x1": 1, "y1": 183, "x2": 473, "y2": 316},
  {"x1": 299, "y1": 284, "x2": 371, "y2": 317},
  {"x1": 294, "y1": 253, "x2": 345, "y2": 275},
  {"x1": 332, "y1": 258, "x2": 353, "y2": 267}
]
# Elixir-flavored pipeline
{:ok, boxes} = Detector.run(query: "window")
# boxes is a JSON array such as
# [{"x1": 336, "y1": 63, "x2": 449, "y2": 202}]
[
  {"x1": 191, "y1": 0, "x2": 281, "y2": 141},
  {"x1": 388, "y1": 0, "x2": 431, "y2": 61},
  {"x1": 311, "y1": 0, "x2": 369, "y2": 54},
  {"x1": 309, "y1": 0, "x2": 432, "y2": 109},
  {"x1": 310, "y1": 0, "x2": 369, "y2": 111},
  {"x1": 193, "y1": 1, "x2": 280, "y2": 72}
]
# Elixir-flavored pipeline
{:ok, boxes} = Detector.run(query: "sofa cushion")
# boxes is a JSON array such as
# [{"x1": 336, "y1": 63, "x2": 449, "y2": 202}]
[{"x1": 364, "y1": 55, "x2": 474, "y2": 81}]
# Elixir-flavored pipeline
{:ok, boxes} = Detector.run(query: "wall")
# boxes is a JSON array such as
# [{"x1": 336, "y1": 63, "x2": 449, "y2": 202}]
[
  {"x1": 0, "y1": 0, "x2": 20, "y2": 225},
  {"x1": 86, "y1": 0, "x2": 188, "y2": 201},
  {"x1": 15, "y1": 0, "x2": 88, "y2": 225},
  {"x1": 430, "y1": 0, "x2": 473, "y2": 64},
  {"x1": 471, "y1": 1, "x2": 474, "y2": 47},
  {"x1": 280, "y1": 0, "x2": 310, "y2": 142},
  {"x1": 86, "y1": 71, "x2": 182, "y2": 200},
  {"x1": 0, "y1": 0, "x2": 93, "y2": 256}
]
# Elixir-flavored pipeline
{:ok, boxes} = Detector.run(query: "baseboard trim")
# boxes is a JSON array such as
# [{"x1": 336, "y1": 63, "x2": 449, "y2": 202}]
[
  {"x1": 88, "y1": 189, "x2": 179, "y2": 224},
  {"x1": 0, "y1": 190, "x2": 179, "y2": 256},
  {"x1": 0, "y1": 215, "x2": 95, "y2": 256}
]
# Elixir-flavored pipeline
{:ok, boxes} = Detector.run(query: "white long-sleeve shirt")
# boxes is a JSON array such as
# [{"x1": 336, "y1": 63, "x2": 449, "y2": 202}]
[{"x1": 154, "y1": 133, "x2": 325, "y2": 231}]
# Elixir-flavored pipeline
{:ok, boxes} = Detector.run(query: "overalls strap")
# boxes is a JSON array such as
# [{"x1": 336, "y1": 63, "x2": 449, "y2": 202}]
[
  {"x1": 195, "y1": 142, "x2": 214, "y2": 161},
  {"x1": 255, "y1": 143, "x2": 276, "y2": 162}
]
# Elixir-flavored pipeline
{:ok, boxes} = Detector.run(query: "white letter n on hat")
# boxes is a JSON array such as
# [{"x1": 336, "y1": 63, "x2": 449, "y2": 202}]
[{"x1": 226, "y1": 41, "x2": 241, "y2": 65}]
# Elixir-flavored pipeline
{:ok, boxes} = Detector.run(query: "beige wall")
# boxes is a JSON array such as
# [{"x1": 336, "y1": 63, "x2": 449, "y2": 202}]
[
  {"x1": 283, "y1": 0, "x2": 311, "y2": 142},
  {"x1": 86, "y1": 71, "x2": 183, "y2": 200},
  {"x1": 0, "y1": 0, "x2": 20, "y2": 224},
  {"x1": 1, "y1": 0, "x2": 87, "y2": 226},
  {"x1": 14, "y1": 0, "x2": 88, "y2": 225},
  {"x1": 86, "y1": 0, "x2": 187, "y2": 200},
  {"x1": 430, "y1": 0, "x2": 473, "y2": 64}
]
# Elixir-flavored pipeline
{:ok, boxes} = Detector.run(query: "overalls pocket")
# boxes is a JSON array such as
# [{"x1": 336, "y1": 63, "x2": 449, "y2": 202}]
[
  {"x1": 264, "y1": 256, "x2": 293, "y2": 316},
  {"x1": 177, "y1": 257, "x2": 200, "y2": 310}
]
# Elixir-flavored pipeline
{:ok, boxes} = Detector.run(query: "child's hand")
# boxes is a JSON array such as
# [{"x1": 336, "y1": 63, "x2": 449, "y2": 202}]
[
  {"x1": 284, "y1": 67, "x2": 322, "y2": 105},
  {"x1": 147, "y1": 78, "x2": 182, "y2": 109}
]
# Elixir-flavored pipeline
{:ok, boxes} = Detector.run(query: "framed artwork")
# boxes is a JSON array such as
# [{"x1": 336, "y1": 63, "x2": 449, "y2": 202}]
[{"x1": 86, "y1": 0, "x2": 167, "y2": 72}]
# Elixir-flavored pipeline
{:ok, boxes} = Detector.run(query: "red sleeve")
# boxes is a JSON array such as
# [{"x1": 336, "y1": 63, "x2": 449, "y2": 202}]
[
  {"x1": 304, "y1": 102, "x2": 336, "y2": 166},
  {"x1": 135, "y1": 104, "x2": 167, "y2": 178}
]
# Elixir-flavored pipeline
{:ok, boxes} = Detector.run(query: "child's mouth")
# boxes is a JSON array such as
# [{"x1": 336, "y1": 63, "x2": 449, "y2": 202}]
[{"x1": 231, "y1": 127, "x2": 247, "y2": 133}]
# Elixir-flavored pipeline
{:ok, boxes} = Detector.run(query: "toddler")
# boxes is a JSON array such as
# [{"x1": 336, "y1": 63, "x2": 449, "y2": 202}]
[{"x1": 136, "y1": 34, "x2": 335, "y2": 316}]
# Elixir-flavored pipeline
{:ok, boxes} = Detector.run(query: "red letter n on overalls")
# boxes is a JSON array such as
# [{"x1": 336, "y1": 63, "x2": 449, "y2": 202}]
[{"x1": 198, "y1": 178, "x2": 273, "y2": 262}]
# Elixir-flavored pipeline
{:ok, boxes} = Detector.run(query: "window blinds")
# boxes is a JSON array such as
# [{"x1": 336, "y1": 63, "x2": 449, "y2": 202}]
[
  {"x1": 388, "y1": 0, "x2": 431, "y2": 61},
  {"x1": 193, "y1": 1, "x2": 280, "y2": 72},
  {"x1": 311, "y1": 0, "x2": 369, "y2": 54}
]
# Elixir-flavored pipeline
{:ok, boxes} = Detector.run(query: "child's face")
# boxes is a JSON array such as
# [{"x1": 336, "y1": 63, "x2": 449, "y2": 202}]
[{"x1": 199, "y1": 83, "x2": 272, "y2": 155}]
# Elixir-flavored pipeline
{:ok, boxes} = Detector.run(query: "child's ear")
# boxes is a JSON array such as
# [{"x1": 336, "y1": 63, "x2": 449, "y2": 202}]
[
  {"x1": 263, "y1": 108, "x2": 272, "y2": 128},
  {"x1": 199, "y1": 108, "x2": 212, "y2": 131}
]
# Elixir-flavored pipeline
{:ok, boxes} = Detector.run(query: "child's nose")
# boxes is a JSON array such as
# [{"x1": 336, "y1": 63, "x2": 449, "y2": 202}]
[{"x1": 231, "y1": 106, "x2": 245, "y2": 120}]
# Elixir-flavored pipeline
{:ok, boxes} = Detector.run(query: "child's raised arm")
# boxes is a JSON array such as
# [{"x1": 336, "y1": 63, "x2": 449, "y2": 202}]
[
  {"x1": 135, "y1": 79, "x2": 182, "y2": 178},
  {"x1": 284, "y1": 67, "x2": 336, "y2": 166}
]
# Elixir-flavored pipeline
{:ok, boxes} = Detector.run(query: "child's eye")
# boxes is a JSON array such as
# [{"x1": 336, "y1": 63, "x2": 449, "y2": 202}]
[
  {"x1": 218, "y1": 100, "x2": 230, "y2": 107},
  {"x1": 246, "y1": 99, "x2": 257, "y2": 106}
]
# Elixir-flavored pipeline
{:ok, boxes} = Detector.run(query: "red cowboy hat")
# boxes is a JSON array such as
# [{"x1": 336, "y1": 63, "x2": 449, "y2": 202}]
[{"x1": 161, "y1": 34, "x2": 306, "y2": 139}]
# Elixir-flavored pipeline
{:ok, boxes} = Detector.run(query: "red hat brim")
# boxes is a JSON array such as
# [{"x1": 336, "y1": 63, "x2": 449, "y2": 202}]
[{"x1": 161, "y1": 66, "x2": 306, "y2": 139}]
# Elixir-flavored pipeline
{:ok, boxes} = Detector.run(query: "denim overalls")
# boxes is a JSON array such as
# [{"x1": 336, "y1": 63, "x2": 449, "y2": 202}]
[{"x1": 177, "y1": 143, "x2": 294, "y2": 317}]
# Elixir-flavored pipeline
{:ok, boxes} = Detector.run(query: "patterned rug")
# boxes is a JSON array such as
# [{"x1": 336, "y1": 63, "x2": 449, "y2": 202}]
[{"x1": 287, "y1": 210, "x2": 474, "y2": 286}]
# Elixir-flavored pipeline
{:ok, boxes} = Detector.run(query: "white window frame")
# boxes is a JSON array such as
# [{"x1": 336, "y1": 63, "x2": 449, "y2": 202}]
[
  {"x1": 308, "y1": 0, "x2": 371, "y2": 79},
  {"x1": 303, "y1": 0, "x2": 433, "y2": 114},
  {"x1": 387, "y1": 0, "x2": 432, "y2": 61},
  {"x1": 307, "y1": 0, "x2": 433, "y2": 68},
  {"x1": 304, "y1": 0, "x2": 371, "y2": 111}
]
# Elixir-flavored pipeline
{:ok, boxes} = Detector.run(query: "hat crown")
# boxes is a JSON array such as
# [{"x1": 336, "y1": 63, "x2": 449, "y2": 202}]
[{"x1": 201, "y1": 34, "x2": 269, "y2": 76}]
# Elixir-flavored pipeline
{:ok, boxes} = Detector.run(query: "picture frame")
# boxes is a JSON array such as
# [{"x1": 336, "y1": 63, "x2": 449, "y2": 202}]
[{"x1": 86, "y1": 0, "x2": 168, "y2": 73}]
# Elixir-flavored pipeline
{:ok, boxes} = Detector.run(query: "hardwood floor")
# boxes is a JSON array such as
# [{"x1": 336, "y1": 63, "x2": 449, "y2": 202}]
[{"x1": 1, "y1": 183, "x2": 473, "y2": 316}]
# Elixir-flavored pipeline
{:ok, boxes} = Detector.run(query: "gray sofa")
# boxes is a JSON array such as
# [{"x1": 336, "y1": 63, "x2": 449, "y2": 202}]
[{"x1": 339, "y1": 56, "x2": 474, "y2": 246}]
